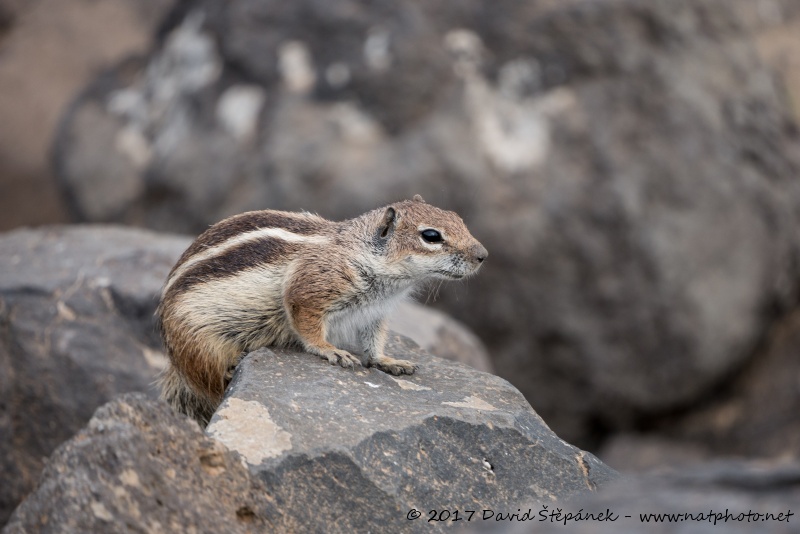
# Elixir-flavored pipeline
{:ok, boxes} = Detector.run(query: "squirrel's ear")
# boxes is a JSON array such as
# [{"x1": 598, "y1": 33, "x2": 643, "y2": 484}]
[
  {"x1": 412, "y1": 194, "x2": 426, "y2": 203},
  {"x1": 379, "y1": 207, "x2": 397, "y2": 239}
]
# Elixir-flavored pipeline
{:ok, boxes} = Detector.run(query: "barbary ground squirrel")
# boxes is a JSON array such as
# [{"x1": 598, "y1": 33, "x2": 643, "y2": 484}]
[{"x1": 157, "y1": 195, "x2": 487, "y2": 425}]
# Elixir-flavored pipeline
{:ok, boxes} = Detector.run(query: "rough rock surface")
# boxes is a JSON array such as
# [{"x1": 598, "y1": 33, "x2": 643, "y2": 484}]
[
  {"x1": 54, "y1": 0, "x2": 800, "y2": 446},
  {"x1": 0, "y1": 226, "x2": 184, "y2": 525},
  {"x1": 517, "y1": 461, "x2": 800, "y2": 534},
  {"x1": 3, "y1": 393, "x2": 276, "y2": 534},
  {"x1": 0, "y1": 225, "x2": 492, "y2": 525},
  {"x1": 206, "y1": 337, "x2": 618, "y2": 532}
]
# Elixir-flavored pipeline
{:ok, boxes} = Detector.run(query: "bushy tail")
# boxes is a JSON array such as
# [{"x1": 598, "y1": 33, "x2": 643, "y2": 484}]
[{"x1": 158, "y1": 364, "x2": 218, "y2": 427}]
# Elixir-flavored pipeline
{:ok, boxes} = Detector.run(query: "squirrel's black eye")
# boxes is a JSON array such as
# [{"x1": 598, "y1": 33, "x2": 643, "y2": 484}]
[{"x1": 420, "y1": 229, "x2": 443, "y2": 243}]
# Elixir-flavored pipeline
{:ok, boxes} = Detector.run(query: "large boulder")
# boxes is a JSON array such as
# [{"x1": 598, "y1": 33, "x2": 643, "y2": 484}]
[
  {"x1": 54, "y1": 0, "x2": 800, "y2": 446},
  {"x1": 0, "y1": 225, "x2": 490, "y2": 526},
  {"x1": 4, "y1": 351, "x2": 618, "y2": 533},
  {"x1": 3, "y1": 393, "x2": 276, "y2": 533},
  {"x1": 206, "y1": 338, "x2": 618, "y2": 532}
]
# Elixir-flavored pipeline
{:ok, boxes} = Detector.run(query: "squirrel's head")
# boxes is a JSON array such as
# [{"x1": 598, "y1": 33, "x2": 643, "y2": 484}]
[{"x1": 375, "y1": 195, "x2": 487, "y2": 280}]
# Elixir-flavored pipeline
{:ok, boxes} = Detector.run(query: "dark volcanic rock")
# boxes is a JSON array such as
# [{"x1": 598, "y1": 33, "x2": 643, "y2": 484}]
[
  {"x1": 54, "y1": 0, "x2": 800, "y2": 447},
  {"x1": 206, "y1": 336, "x2": 618, "y2": 532},
  {"x1": 0, "y1": 226, "x2": 188, "y2": 525},
  {"x1": 3, "y1": 393, "x2": 275, "y2": 534}
]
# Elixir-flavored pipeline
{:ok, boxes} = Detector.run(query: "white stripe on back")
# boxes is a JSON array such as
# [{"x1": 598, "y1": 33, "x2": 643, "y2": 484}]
[{"x1": 163, "y1": 227, "x2": 328, "y2": 295}]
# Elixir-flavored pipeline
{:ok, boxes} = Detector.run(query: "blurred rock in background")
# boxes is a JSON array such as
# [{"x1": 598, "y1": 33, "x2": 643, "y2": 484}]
[
  {"x1": 0, "y1": 0, "x2": 174, "y2": 231},
  {"x1": 49, "y1": 0, "x2": 800, "y2": 455}
]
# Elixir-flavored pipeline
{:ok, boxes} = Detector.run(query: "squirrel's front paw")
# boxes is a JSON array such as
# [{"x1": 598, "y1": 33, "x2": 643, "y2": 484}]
[
  {"x1": 322, "y1": 349, "x2": 361, "y2": 369},
  {"x1": 371, "y1": 356, "x2": 418, "y2": 376}
]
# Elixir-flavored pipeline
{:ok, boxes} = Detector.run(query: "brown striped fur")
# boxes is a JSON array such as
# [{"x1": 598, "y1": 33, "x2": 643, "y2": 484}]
[{"x1": 157, "y1": 196, "x2": 487, "y2": 425}]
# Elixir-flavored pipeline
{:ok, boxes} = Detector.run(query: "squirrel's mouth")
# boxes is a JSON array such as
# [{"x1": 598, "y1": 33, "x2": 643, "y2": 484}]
[
  {"x1": 436, "y1": 259, "x2": 484, "y2": 280},
  {"x1": 437, "y1": 270, "x2": 465, "y2": 280}
]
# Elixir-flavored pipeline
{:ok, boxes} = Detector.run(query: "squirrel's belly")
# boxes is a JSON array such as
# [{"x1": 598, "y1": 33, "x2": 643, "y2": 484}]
[{"x1": 326, "y1": 290, "x2": 412, "y2": 352}]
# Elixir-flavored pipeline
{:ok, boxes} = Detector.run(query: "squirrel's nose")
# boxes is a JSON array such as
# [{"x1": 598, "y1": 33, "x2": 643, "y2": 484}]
[{"x1": 473, "y1": 244, "x2": 488, "y2": 264}]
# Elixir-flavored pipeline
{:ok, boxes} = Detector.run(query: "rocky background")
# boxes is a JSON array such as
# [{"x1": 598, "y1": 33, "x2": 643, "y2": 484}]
[{"x1": 2, "y1": 0, "x2": 800, "y2": 530}]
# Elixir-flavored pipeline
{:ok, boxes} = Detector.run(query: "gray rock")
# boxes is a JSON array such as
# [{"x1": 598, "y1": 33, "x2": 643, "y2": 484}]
[
  {"x1": 53, "y1": 0, "x2": 800, "y2": 446},
  {"x1": 0, "y1": 226, "x2": 187, "y2": 525},
  {"x1": 514, "y1": 461, "x2": 800, "y2": 534},
  {"x1": 3, "y1": 393, "x2": 276, "y2": 534},
  {"x1": 206, "y1": 336, "x2": 618, "y2": 532},
  {"x1": 0, "y1": 225, "x2": 493, "y2": 525}
]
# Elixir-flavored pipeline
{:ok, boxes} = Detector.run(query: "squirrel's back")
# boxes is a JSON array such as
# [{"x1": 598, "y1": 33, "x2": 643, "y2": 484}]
[{"x1": 157, "y1": 209, "x2": 334, "y2": 422}]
